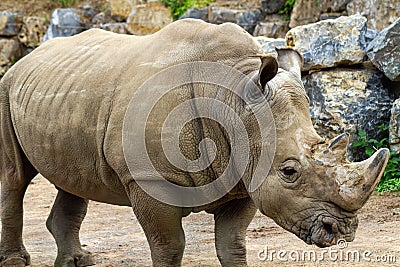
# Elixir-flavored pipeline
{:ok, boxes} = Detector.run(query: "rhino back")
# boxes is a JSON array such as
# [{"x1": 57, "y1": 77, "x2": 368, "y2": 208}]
[{"x1": 6, "y1": 19, "x2": 262, "y2": 205}]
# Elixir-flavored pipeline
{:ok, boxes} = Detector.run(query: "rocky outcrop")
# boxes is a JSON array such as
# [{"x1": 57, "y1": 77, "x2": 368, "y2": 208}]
[
  {"x1": 347, "y1": 0, "x2": 400, "y2": 31},
  {"x1": 366, "y1": 18, "x2": 400, "y2": 81},
  {"x1": 390, "y1": 99, "x2": 400, "y2": 154},
  {"x1": 286, "y1": 15, "x2": 369, "y2": 71},
  {"x1": 304, "y1": 67, "x2": 393, "y2": 160},
  {"x1": 0, "y1": 38, "x2": 21, "y2": 76},
  {"x1": 126, "y1": 1, "x2": 172, "y2": 35},
  {"x1": 0, "y1": 11, "x2": 22, "y2": 36}
]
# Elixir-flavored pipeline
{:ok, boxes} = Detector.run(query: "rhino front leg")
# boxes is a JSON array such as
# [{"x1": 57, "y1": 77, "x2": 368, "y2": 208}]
[
  {"x1": 213, "y1": 198, "x2": 257, "y2": 267},
  {"x1": 127, "y1": 182, "x2": 185, "y2": 267},
  {"x1": 46, "y1": 188, "x2": 95, "y2": 267}
]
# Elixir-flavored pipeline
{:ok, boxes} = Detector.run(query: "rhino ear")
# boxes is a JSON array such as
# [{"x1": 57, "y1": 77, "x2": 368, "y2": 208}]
[
  {"x1": 258, "y1": 55, "x2": 278, "y2": 90},
  {"x1": 277, "y1": 47, "x2": 303, "y2": 76}
]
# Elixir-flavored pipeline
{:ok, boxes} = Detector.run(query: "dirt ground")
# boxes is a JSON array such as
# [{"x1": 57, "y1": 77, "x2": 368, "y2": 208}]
[{"x1": 0, "y1": 175, "x2": 396, "y2": 266}]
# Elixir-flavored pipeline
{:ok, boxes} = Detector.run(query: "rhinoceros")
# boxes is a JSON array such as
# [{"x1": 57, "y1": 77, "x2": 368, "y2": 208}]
[{"x1": 0, "y1": 18, "x2": 389, "y2": 267}]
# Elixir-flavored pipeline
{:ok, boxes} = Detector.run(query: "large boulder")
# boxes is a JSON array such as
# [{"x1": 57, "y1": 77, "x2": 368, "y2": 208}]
[
  {"x1": 179, "y1": 7, "x2": 208, "y2": 21},
  {"x1": 289, "y1": 0, "x2": 350, "y2": 28},
  {"x1": 109, "y1": 0, "x2": 136, "y2": 21},
  {"x1": 261, "y1": 0, "x2": 286, "y2": 15},
  {"x1": 304, "y1": 67, "x2": 393, "y2": 160},
  {"x1": 0, "y1": 38, "x2": 22, "y2": 76},
  {"x1": 253, "y1": 15, "x2": 289, "y2": 38},
  {"x1": 126, "y1": 1, "x2": 172, "y2": 35},
  {"x1": 286, "y1": 15, "x2": 369, "y2": 71},
  {"x1": 180, "y1": 7, "x2": 262, "y2": 34},
  {"x1": 42, "y1": 6, "x2": 97, "y2": 42},
  {"x1": 366, "y1": 18, "x2": 400, "y2": 82},
  {"x1": 347, "y1": 0, "x2": 400, "y2": 31},
  {"x1": 18, "y1": 17, "x2": 47, "y2": 48},
  {"x1": 390, "y1": 99, "x2": 400, "y2": 154},
  {"x1": 253, "y1": 36, "x2": 286, "y2": 56},
  {"x1": 0, "y1": 11, "x2": 22, "y2": 37}
]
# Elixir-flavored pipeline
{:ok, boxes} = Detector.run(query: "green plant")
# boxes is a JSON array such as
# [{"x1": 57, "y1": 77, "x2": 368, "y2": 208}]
[
  {"x1": 54, "y1": 0, "x2": 76, "y2": 8},
  {"x1": 352, "y1": 123, "x2": 400, "y2": 192},
  {"x1": 162, "y1": 0, "x2": 214, "y2": 20},
  {"x1": 278, "y1": 0, "x2": 296, "y2": 19}
]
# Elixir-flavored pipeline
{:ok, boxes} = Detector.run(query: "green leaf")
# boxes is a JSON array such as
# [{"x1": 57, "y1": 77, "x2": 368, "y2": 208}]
[
  {"x1": 352, "y1": 140, "x2": 365, "y2": 147},
  {"x1": 358, "y1": 130, "x2": 367, "y2": 138},
  {"x1": 365, "y1": 147, "x2": 375, "y2": 157}
]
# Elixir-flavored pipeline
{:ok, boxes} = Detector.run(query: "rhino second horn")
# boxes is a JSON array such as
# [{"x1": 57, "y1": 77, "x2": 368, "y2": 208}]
[{"x1": 334, "y1": 148, "x2": 389, "y2": 211}]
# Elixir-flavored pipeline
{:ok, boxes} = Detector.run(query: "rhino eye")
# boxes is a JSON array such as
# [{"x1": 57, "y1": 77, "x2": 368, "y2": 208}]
[{"x1": 279, "y1": 159, "x2": 302, "y2": 183}]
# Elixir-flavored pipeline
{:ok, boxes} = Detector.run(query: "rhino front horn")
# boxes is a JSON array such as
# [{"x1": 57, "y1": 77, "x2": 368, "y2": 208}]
[{"x1": 333, "y1": 148, "x2": 390, "y2": 211}]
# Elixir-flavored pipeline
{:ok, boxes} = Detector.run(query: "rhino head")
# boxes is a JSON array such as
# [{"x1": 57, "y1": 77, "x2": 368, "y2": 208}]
[{"x1": 245, "y1": 48, "x2": 389, "y2": 247}]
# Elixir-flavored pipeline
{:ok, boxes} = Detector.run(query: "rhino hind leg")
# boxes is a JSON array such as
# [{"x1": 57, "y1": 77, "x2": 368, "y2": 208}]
[
  {"x1": 0, "y1": 167, "x2": 35, "y2": 267},
  {"x1": 46, "y1": 189, "x2": 95, "y2": 267},
  {"x1": 0, "y1": 79, "x2": 38, "y2": 267}
]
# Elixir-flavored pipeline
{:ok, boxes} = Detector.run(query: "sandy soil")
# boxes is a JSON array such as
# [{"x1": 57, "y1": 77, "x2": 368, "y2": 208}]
[{"x1": 0, "y1": 175, "x2": 394, "y2": 266}]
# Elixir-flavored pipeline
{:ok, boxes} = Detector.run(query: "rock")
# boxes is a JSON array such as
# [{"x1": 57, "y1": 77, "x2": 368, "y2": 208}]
[
  {"x1": 109, "y1": 0, "x2": 136, "y2": 21},
  {"x1": 126, "y1": 1, "x2": 172, "y2": 35},
  {"x1": 319, "y1": 12, "x2": 343, "y2": 20},
  {"x1": 42, "y1": 7, "x2": 97, "y2": 42},
  {"x1": 0, "y1": 38, "x2": 22, "y2": 76},
  {"x1": 254, "y1": 36, "x2": 286, "y2": 56},
  {"x1": 289, "y1": 0, "x2": 320, "y2": 28},
  {"x1": 286, "y1": 15, "x2": 368, "y2": 71},
  {"x1": 347, "y1": 0, "x2": 400, "y2": 31},
  {"x1": 18, "y1": 17, "x2": 47, "y2": 48},
  {"x1": 253, "y1": 15, "x2": 289, "y2": 38},
  {"x1": 91, "y1": 10, "x2": 116, "y2": 27},
  {"x1": 208, "y1": 7, "x2": 262, "y2": 34},
  {"x1": 390, "y1": 99, "x2": 400, "y2": 154},
  {"x1": 180, "y1": 7, "x2": 262, "y2": 34},
  {"x1": 179, "y1": 7, "x2": 209, "y2": 21},
  {"x1": 289, "y1": 0, "x2": 350, "y2": 28},
  {"x1": 208, "y1": 7, "x2": 240, "y2": 24},
  {"x1": 261, "y1": 0, "x2": 285, "y2": 15},
  {"x1": 366, "y1": 18, "x2": 400, "y2": 81},
  {"x1": 304, "y1": 67, "x2": 393, "y2": 160},
  {"x1": 235, "y1": 9, "x2": 261, "y2": 34},
  {"x1": 101, "y1": 23, "x2": 128, "y2": 34},
  {"x1": 0, "y1": 11, "x2": 22, "y2": 37}
]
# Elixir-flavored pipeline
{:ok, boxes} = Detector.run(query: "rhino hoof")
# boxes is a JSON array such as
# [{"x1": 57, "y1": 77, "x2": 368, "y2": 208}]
[
  {"x1": 55, "y1": 251, "x2": 95, "y2": 267},
  {"x1": 0, "y1": 255, "x2": 30, "y2": 267},
  {"x1": 75, "y1": 253, "x2": 95, "y2": 267}
]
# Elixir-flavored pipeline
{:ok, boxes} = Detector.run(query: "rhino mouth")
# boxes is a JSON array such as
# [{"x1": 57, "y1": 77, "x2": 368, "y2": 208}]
[{"x1": 291, "y1": 210, "x2": 358, "y2": 248}]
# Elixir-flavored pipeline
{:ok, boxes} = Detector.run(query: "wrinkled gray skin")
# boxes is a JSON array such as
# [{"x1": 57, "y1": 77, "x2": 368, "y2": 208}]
[{"x1": 0, "y1": 19, "x2": 389, "y2": 267}]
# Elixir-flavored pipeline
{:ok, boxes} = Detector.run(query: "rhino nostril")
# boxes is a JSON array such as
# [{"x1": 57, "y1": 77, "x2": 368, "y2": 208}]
[{"x1": 323, "y1": 222, "x2": 333, "y2": 237}]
